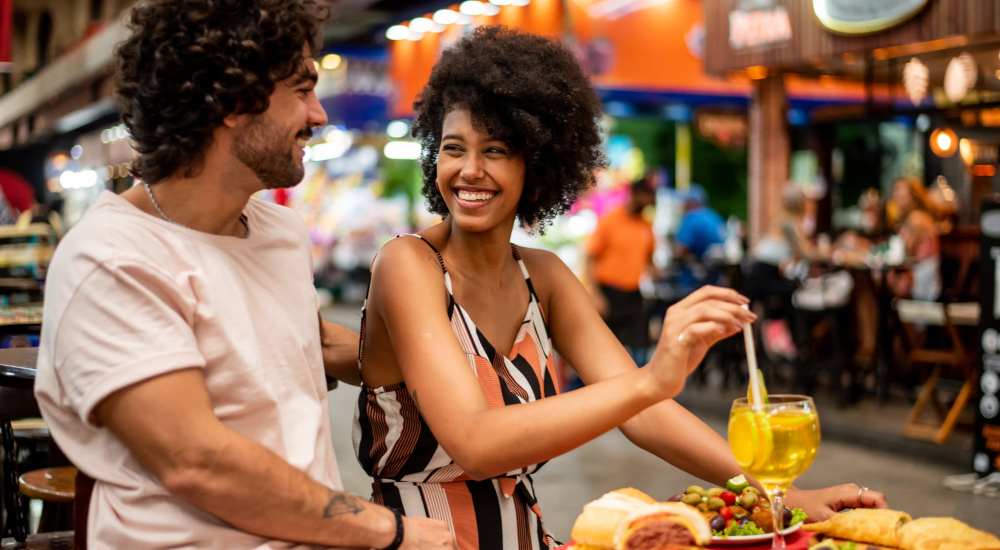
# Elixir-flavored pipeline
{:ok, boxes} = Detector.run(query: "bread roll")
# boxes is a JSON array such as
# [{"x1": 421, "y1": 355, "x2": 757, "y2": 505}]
[
  {"x1": 614, "y1": 502, "x2": 712, "y2": 549},
  {"x1": 570, "y1": 494, "x2": 710, "y2": 550}
]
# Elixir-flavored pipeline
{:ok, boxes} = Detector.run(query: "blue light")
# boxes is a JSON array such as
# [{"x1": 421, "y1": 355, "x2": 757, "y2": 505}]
[{"x1": 787, "y1": 108, "x2": 808, "y2": 126}]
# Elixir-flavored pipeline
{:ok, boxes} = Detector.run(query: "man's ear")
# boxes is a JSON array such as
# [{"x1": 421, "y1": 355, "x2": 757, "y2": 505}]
[{"x1": 223, "y1": 112, "x2": 245, "y2": 129}]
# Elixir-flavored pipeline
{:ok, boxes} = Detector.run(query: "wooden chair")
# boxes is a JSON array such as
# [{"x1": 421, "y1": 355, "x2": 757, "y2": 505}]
[{"x1": 895, "y1": 299, "x2": 980, "y2": 443}]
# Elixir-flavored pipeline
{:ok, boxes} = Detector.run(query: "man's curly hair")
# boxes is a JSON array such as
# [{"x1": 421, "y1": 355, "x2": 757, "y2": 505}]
[
  {"x1": 412, "y1": 26, "x2": 606, "y2": 229},
  {"x1": 115, "y1": 0, "x2": 326, "y2": 184}
]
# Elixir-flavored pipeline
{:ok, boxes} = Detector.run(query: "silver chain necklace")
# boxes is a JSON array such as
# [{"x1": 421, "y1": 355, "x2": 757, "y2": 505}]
[
  {"x1": 142, "y1": 181, "x2": 173, "y2": 223},
  {"x1": 142, "y1": 181, "x2": 249, "y2": 237}
]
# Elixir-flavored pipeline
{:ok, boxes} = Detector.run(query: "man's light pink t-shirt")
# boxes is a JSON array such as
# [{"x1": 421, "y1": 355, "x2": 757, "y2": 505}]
[{"x1": 34, "y1": 191, "x2": 343, "y2": 549}]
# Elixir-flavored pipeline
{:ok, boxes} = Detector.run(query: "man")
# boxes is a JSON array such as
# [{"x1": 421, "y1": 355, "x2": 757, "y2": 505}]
[
  {"x1": 673, "y1": 185, "x2": 726, "y2": 293},
  {"x1": 586, "y1": 177, "x2": 656, "y2": 364},
  {"x1": 33, "y1": 1, "x2": 453, "y2": 548}
]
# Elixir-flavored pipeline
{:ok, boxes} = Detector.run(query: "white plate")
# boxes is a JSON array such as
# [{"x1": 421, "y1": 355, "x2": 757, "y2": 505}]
[{"x1": 711, "y1": 522, "x2": 802, "y2": 546}]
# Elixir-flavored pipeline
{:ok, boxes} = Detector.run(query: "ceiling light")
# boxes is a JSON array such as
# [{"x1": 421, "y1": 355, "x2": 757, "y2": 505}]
[
  {"x1": 410, "y1": 17, "x2": 433, "y2": 33},
  {"x1": 384, "y1": 141, "x2": 422, "y2": 160},
  {"x1": 321, "y1": 53, "x2": 342, "y2": 70},
  {"x1": 482, "y1": 4, "x2": 501, "y2": 15},
  {"x1": 929, "y1": 127, "x2": 957, "y2": 157},
  {"x1": 433, "y1": 9, "x2": 459, "y2": 25},
  {"x1": 386, "y1": 25, "x2": 409, "y2": 41},
  {"x1": 386, "y1": 120, "x2": 410, "y2": 139},
  {"x1": 460, "y1": 1, "x2": 485, "y2": 16}
]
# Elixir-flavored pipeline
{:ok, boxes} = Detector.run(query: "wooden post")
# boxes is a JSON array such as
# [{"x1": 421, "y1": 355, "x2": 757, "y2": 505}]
[{"x1": 748, "y1": 74, "x2": 789, "y2": 246}]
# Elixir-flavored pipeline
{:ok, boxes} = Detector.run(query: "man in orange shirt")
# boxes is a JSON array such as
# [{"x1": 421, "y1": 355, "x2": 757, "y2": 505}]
[{"x1": 586, "y1": 177, "x2": 656, "y2": 364}]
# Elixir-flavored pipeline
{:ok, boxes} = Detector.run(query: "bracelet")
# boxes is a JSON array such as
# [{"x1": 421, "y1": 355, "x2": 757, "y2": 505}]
[{"x1": 381, "y1": 508, "x2": 404, "y2": 550}]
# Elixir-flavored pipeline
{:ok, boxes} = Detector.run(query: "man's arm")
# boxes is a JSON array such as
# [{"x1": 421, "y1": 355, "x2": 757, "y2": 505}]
[
  {"x1": 95, "y1": 368, "x2": 451, "y2": 548},
  {"x1": 318, "y1": 313, "x2": 361, "y2": 386}
]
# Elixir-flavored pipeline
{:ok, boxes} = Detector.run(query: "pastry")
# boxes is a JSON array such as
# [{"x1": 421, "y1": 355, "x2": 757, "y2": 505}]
[
  {"x1": 803, "y1": 509, "x2": 911, "y2": 547},
  {"x1": 897, "y1": 517, "x2": 1000, "y2": 550}
]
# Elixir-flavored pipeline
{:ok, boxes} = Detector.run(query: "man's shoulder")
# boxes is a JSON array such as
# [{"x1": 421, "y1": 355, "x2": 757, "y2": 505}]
[{"x1": 246, "y1": 197, "x2": 309, "y2": 238}]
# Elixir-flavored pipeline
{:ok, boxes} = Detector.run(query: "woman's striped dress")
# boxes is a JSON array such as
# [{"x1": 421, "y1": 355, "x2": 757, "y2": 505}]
[{"x1": 353, "y1": 234, "x2": 561, "y2": 550}]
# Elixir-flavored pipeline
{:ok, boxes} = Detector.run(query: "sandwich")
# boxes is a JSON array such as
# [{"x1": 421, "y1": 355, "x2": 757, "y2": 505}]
[{"x1": 571, "y1": 489, "x2": 711, "y2": 549}]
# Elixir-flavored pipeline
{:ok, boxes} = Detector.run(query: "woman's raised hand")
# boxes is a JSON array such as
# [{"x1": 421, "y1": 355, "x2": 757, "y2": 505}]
[{"x1": 646, "y1": 286, "x2": 755, "y2": 398}]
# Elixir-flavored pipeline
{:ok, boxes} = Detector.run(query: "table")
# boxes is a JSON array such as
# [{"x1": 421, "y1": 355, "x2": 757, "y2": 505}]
[{"x1": 0, "y1": 347, "x2": 38, "y2": 390}]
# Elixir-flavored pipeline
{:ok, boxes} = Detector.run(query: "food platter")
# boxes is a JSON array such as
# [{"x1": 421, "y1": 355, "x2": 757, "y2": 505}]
[{"x1": 710, "y1": 522, "x2": 802, "y2": 546}]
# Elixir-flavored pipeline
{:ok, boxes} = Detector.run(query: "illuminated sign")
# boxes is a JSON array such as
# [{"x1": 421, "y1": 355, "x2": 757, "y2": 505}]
[
  {"x1": 729, "y1": 5, "x2": 792, "y2": 50},
  {"x1": 812, "y1": 0, "x2": 928, "y2": 35}
]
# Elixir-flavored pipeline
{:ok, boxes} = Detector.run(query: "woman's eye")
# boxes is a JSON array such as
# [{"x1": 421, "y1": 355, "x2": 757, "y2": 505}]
[{"x1": 442, "y1": 144, "x2": 463, "y2": 153}]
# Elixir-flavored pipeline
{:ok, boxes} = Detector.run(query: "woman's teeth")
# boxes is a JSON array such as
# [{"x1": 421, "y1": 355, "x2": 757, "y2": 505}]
[{"x1": 457, "y1": 190, "x2": 495, "y2": 202}]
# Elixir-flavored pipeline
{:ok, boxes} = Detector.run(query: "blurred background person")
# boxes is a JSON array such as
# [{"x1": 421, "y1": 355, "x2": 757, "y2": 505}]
[
  {"x1": 586, "y1": 176, "x2": 656, "y2": 364},
  {"x1": 673, "y1": 184, "x2": 726, "y2": 293},
  {"x1": 885, "y1": 177, "x2": 940, "y2": 300}
]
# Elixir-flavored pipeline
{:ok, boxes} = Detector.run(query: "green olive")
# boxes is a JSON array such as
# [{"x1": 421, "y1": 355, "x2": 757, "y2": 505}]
[
  {"x1": 739, "y1": 492, "x2": 759, "y2": 508},
  {"x1": 707, "y1": 497, "x2": 725, "y2": 510},
  {"x1": 685, "y1": 485, "x2": 706, "y2": 495},
  {"x1": 706, "y1": 487, "x2": 725, "y2": 497},
  {"x1": 681, "y1": 493, "x2": 703, "y2": 506}
]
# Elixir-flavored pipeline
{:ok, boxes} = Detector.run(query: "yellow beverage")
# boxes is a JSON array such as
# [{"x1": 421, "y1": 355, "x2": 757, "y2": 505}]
[{"x1": 728, "y1": 406, "x2": 820, "y2": 491}]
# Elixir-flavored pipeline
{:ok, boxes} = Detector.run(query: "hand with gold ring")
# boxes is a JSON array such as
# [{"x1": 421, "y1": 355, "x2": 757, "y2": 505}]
[{"x1": 785, "y1": 484, "x2": 889, "y2": 522}]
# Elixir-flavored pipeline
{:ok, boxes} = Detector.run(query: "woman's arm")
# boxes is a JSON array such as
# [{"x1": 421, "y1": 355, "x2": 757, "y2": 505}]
[
  {"x1": 371, "y1": 238, "x2": 750, "y2": 480},
  {"x1": 530, "y1": 249, "x2": 745, "y2": 484},
  {"x1": 530, "y1": 250, "x2": 888, "y2": 519}
]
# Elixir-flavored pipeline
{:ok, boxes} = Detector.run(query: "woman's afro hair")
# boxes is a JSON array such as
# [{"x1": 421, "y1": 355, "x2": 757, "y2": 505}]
[{"x1": 412, "y1": 26, "x2": 606, "y2": 229}]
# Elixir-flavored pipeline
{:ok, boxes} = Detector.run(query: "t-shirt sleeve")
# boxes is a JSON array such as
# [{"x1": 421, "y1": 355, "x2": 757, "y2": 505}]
[
  {"x1": 675, "y1": 215, "x2": 696, "y2": 249},
  {"x1": 52, "y1": 260, "x2": 206, "y2": 427},
  {"x1": 587, "y1": 216, "x2": 609, "y2": 257}
]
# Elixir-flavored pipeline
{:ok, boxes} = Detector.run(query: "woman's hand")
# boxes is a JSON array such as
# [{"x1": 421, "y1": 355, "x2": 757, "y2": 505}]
[
  {"x1": 786, "y1": 484, "x2": 888, "y2": 522},
  {"x1": 646, "y1": 286, "x2": 754, "y2": 397}
]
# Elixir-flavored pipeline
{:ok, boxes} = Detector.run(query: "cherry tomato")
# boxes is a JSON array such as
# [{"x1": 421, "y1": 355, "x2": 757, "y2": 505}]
[
  {"x1": 720, "y1": 491, "x2": 737, "y2": 506},
  {"x1": 719, "y1": 506, "x2": 734, "y2": 522}
]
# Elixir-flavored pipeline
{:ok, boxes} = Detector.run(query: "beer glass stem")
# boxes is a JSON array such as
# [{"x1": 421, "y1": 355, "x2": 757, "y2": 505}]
[{"x1": 769, "y1": 488, "x2": 786, "y2": 550}]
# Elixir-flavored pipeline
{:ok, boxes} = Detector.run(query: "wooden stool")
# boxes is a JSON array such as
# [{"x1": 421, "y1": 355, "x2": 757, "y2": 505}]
[{"x1": 18, "y1": 467, "x2": 75, "y2": 535}]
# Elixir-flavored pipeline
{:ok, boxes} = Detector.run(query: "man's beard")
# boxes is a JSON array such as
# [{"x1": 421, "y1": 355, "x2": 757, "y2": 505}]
[{"x1": 232, "y1": 114, "x2": 307, "y2": 189}]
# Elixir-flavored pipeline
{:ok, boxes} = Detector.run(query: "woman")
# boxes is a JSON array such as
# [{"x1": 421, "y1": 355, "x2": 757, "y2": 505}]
[{"x1": 354, "y1": 27, "x2": 886, "y2": 549}]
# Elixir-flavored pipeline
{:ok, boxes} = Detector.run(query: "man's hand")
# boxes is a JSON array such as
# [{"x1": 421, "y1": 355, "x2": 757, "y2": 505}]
[
  {"x1": 318, "y1": 314, "x2": 361, "y2": 386},
  {"x1": 401, "y1": 517, "x2": 456, "y2": 549},
  {"x1": 786, "y1": 484, "x2": 888, "y2": 522}
]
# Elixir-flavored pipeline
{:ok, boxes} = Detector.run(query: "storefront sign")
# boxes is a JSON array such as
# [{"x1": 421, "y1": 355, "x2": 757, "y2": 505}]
[
  {"x1": 976, "y1": 199, "x2": 1000, "y2": 476},
  {"x1": 812, "y1": 0, "x2": 928, "y2": 35},
  {"x1": 695, "y1": 110, "x2": 747, "y2": 148},
  {"x1": 729, "y1": 2, "x2": 792, "y2": 50}
]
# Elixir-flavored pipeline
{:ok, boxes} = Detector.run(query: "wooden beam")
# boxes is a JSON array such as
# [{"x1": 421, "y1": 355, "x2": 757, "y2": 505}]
[{"x1": 748, "y1": 74, "x2": 788, "y2": 246}]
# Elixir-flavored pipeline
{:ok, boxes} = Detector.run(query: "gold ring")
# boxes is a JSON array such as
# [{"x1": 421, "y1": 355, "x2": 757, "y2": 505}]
[
  {"x1": 677, "y1": 332, "x2": 688, "y2": 345},
  {"x1": 857, "y1": 486, "x2": 869, "y2": 501}
]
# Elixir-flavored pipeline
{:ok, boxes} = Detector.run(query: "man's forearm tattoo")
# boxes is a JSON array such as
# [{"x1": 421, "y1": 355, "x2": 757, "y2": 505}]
[{"x1": 323, "y1": 491, "x2": 364, "y2": 518}]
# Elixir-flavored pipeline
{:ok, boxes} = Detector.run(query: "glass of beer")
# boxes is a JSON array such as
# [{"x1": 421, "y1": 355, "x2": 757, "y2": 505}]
[{"x1": 728, "y1": 395, "x2": 820, "y2": 550}]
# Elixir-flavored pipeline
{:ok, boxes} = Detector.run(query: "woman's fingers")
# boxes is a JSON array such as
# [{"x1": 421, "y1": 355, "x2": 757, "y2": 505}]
[
  {"x1": 670, "y1": 285, "x2": 749, "y2": 313},
  {"x1": 671, "y1": 299, "x2": 756, "y2": 330}
]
